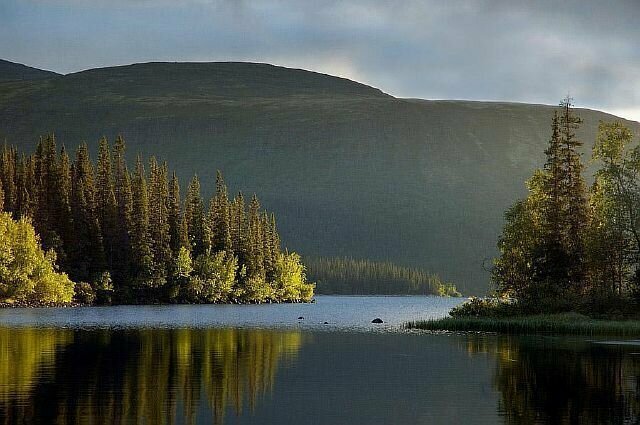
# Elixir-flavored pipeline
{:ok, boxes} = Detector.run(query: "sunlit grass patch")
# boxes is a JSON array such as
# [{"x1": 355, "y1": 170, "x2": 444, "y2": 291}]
[{"x1": 406, "y1": 313, "x2": 640, "y2": 337}]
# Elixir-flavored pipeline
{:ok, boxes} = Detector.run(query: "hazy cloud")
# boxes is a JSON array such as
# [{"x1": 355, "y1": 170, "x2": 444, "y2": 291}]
[{"x1": 1, "y1": 0, "x2": 638, "y2": 121}]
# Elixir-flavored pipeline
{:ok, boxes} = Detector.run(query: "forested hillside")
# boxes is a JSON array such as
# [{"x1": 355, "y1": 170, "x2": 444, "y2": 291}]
[{"x1": 0, "y1": 61, "x2": 638, "y2": 293}]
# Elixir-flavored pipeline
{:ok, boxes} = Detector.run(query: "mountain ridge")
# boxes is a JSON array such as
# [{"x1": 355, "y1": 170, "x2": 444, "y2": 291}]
[{"x1": 0, "y1": 59, "x2": 61, "y2": 82}]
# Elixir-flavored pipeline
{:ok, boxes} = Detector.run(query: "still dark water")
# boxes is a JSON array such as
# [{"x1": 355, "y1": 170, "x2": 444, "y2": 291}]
[{"x1": 0, "y1": 296, "x2": 638, "y2": 424}]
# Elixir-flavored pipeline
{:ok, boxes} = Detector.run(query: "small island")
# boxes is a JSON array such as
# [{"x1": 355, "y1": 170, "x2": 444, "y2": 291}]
[
  {"x1": 410, "y1": 98, "x2": 640, "y2": 336},
  {"x1": 0, "y1": 136, "x2": 314, "y2": 306}
]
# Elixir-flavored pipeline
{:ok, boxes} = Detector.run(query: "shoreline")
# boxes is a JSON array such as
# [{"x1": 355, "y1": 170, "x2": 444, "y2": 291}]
[
  {"x1": 0, "y1": 299, "x2": 316, "y2": 309},
  {"x1": 406, "y1": 313, "x2": 640, "y2": 337}
]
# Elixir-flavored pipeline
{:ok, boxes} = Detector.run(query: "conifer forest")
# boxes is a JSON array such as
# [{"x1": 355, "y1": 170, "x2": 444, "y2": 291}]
[{"x1": 0, "y1": 135, "x2": 314, "y2": 305}]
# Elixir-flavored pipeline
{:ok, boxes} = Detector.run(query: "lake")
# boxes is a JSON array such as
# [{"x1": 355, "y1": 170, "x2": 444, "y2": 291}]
[{"x1": 0, "y1": 295, "x2": 638, "y2": 424}]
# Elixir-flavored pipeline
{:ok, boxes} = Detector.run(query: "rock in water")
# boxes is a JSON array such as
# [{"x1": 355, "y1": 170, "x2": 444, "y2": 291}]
[{"x1": 371, "y1": 318, "x2": 384, "y2": 324}]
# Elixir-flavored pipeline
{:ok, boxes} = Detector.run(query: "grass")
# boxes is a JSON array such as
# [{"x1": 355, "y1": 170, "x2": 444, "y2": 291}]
[{"x1": 406, "y1": 313, "x2": 640, "y2": 337}]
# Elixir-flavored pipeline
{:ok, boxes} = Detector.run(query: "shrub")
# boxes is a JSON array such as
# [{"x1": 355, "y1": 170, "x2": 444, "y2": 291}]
[
  {"x1": 0, "y1": 213, "x2": 75, "y2": 304},
  {"x1": 272, "y1": 252, "x2": 315, "y2": 302},
  {"x1": 74, "y1": 282, "x2": 96, "y2": 305},
  {"x1": 93, "y1": 272, "x2": 114, "y2": 305},
  {"x1": 187, "y1": 251, "x2": 237, "y2": 303}
]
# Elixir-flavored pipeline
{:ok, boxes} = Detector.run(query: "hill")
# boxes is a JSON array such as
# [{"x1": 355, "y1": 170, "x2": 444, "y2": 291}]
[
  {"x1": 0, "y1": 61, "x2": 638, "y2": 293},
  {"x1": 0, "y1": 59, "x2": 60, "y2": 82}
]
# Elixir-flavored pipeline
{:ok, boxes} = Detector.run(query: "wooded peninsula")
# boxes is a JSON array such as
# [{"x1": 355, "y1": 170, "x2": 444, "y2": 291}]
[{"x1": 0, "y1": 136, "x2": 314, "y2": 305}]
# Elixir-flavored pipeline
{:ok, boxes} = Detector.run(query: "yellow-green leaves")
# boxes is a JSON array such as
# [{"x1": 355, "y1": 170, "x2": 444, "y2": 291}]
[{"x1": 0, "y1": 212, "x2": 74, "y2": 304}]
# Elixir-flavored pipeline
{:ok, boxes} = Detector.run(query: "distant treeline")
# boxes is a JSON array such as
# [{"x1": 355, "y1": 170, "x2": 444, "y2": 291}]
[
  {"x1": 306, "y1": 257, "x2": 460, "y2": 296},
  {"x1": 0, "y1": 135, "x2": 314, "y2": 305}
]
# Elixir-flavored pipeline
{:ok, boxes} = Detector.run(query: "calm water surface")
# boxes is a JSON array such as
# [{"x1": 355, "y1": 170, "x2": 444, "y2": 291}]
[{"x1": 0, "y1": 296, "x2": 638, "y2": 424}]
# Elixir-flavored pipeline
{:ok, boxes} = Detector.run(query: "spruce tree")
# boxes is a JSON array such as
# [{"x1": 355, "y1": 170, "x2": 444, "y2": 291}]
[
  {"x1": 209, "y1": 170, "x2": 232, "y2": 253},
  {"x1": 33, "y1": 135, "x2": 62, "y2": 251},
  {"x1": 494, "y1": 98, "x2": 589, "y2": 299},
  {"x1": 230, "y1": 192, "x2": 247, "y2": 263},
  {"x1": 558, "y1": 97, "x2": 589, "y2": 289},
  {"x1": 15, "y1": 155, "x2": 32, "y2": 218},
  {"x1": 168, "y1": 171, "x2": 183, "y2": 255},
  {"x1": 184, "y1": 176, "x2": 206, "y2": 257},
  {"x1": 56, "y1": 145, "x2": 74, "y2": 269},
  {"x1": 0, "y1": 145, "x2": 16, "y2": 214},
  {"x1": 148, "y1": 157, "x2": 171, "y2": 285},
  {"x1": 131, "y1": 156, "x2": 153, "y2": 286},
  {"x1": 96, "y1": 137, "x2": 118, "y2": 269},
  {"x1": 71, "y1": 143, "x2": 105, "y2": 281},
  {"x1": 247, "y1": 194, "x2": 265, "y2": 279},
  {"x1": 112, "y1": 136, "x2": 134, "y2": 287}
]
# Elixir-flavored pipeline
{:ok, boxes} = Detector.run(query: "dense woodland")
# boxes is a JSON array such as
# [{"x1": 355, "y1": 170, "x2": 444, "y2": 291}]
[
  {"x1": 307, "y1": 257, "x2": 460, "y2": 296},
  {"x1": 0, "y1": 135, "x2": 314, "y2": 305},
  {"x1": 480, "y1": 97, "x2": 640, "y2": 316}
]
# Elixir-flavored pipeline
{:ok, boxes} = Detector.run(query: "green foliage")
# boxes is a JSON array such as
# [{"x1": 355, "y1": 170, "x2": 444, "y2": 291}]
[
  {"x1": 187, "y1": 251, "x2": 237, "y2": 303},
  {"x1": 448, "y1": 297, "x2": 513, "y2": 318},
  {"x1": 0, "y1": 135, "x2": 314, "y2": 305},
  {"x1": 93, "y1": 271, "x2": 114, "y2": 305},
  {"x1": 174, "y1": 246, "x2": 193, "y2": 279},
  {"x1": 272, "y1": 252, "x2": 314, "y2": 302},
  {"x1": 493, "y1": 99, "x2": 590, "y2": 302},
  {"x1": 489, "y1": 112, "x2": 640, "y2": 321},
  {"x1": 588, "y1": 121, "x2": 640, "y2": 295},
  {"x1": 73, "y1": 282, "x2": 96, "y2": 305},
  {"x1": 0, "y1": 212, "x2": 74, "y2": 304},
  {"x1": 307, "y1": 256, "x2": 460, "y2": 296}
]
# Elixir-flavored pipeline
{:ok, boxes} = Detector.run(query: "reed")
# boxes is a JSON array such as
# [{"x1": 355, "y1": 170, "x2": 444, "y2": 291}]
[{"x1": 406, "y1": 313, "x2": 640, "y2": 337}]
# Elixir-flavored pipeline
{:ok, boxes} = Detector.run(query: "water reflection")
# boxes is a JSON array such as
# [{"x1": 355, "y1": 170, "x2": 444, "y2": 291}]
[
  {"x1": 467, "y1": 335, "x2": 640, "y2": 424},
  {"x1": 0, "y1": 328, "x2": 304, "y2": 424}
]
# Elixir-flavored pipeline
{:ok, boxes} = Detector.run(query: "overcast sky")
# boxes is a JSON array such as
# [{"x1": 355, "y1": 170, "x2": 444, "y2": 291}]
[{"x1": 1, "y1": 0, "x2": 638, "y2": 121}]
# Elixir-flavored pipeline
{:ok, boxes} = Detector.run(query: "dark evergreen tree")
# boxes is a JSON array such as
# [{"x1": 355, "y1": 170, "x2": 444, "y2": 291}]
[
  {"x1": 56, "y1": 145, "x2": 74, "y2": 269},
  {"x1": 247, "y1": 194, "x2": 265, "y2": 279},
  {"x1": 558, "y1": 97, "x2": 589, "y2": 290},
  {"x1": 148, "y1": 157, "x2": 171, "y2": 286},
  {"x1": 70, "y1": 143, "x2": 106, "y2": 281},
  {"x1": 112, "y1": 135, "x2": 134, "y2": 291},
  {"x1": 34, "y1": 135, "x2": 63, "y2": 252},
  {"x1": 209, "y1": 170, "x2": 232, "y2": 253},
  {"x1": 96, "y1": 137, "x2": 118, "y2": 270},
  {"x1": 0, "y1": 144, "x2": 16, "y2": 214},
  {"x1": 230, "y1": 192, "x2": 247, "y2": 262},
  {"x1": 131, "y1": 156, "x2": 153, "y2": 287},
  {"x1": 494, "y1": 98, "x2": 590, "y2": 300},
  {"x1": 184, "y1": 176, "x2": 207, "y2": 257},
  {"x1": 168, "y1": 171, "x2": 183, "y2": 255}
]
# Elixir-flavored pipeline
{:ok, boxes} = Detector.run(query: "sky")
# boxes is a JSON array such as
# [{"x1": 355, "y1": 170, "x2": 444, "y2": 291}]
[{"x1": 1, "y1": 0, "x2": 638, "y2": 122}]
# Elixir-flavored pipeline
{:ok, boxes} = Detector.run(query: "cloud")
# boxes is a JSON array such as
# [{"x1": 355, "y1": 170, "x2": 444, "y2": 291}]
[{"x1": 0, "y1": 0, "x2": 638, "y2": 120}]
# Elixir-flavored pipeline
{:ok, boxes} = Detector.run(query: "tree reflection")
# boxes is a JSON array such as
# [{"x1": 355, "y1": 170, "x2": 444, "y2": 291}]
[
  {"x1": 467, "y1": 336, "x2": 640, "y2": 424},
  {"x1": 0, "y1": 328, "x2": 304, "y2": 424}
]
